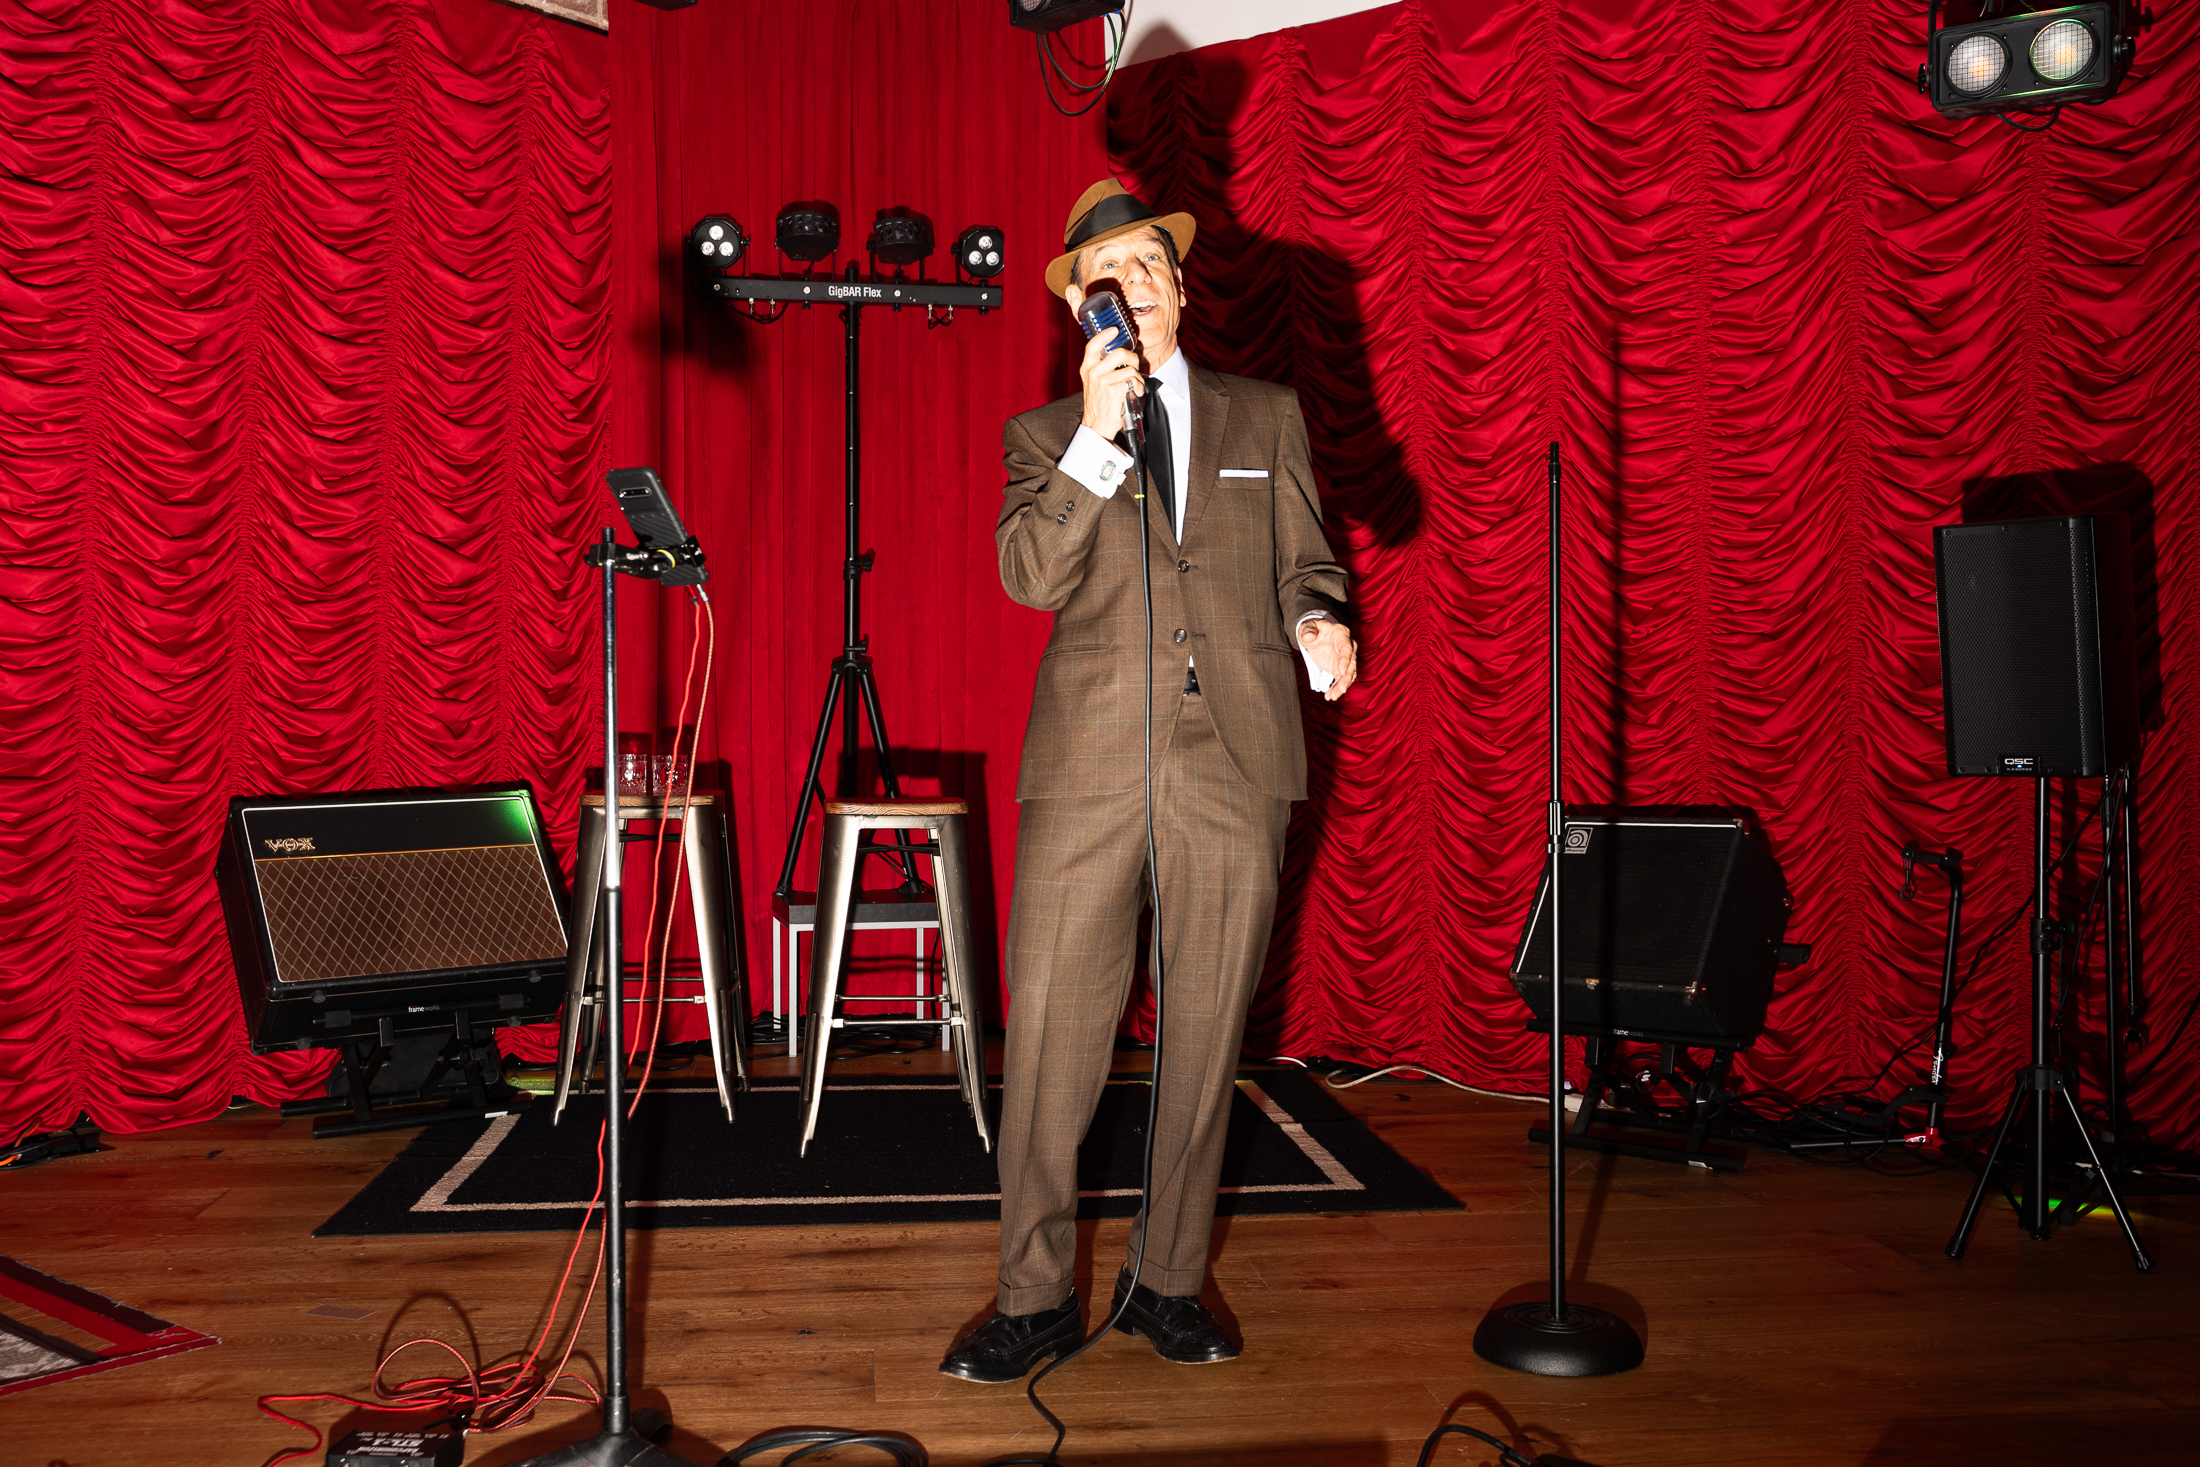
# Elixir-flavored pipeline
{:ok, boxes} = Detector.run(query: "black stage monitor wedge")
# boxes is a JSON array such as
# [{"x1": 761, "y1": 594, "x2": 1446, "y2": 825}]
[
  {"x1": 1935, "y1": 514, "x2": 2138, "y2": 778},
  {"x1": 1510, "y1": 810, "x2": 1791, "y2": 1043},
  {"x1": 217, "y1": 785, "x2": 568, "y2": 1052},
  {"x1": 1009, "y1": 0, "x2": 1125, "y2": 35}
]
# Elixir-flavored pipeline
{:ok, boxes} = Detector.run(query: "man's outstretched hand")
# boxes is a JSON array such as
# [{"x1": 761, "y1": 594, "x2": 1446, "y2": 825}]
[{"x1": 1300, "y1": 619, "x2": 1358, "y2": 703}]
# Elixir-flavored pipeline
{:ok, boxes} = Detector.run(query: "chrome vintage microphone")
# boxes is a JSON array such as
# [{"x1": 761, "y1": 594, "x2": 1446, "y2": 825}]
[{"x1": 1075, "y1": 286, "x2": 1144, "y2": 460}]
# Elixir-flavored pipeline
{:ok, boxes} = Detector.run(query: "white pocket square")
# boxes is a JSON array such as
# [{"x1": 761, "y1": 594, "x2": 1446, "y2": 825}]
[{"x1": 1218, "y1": 468, "x2": 1269, "y2": 479}]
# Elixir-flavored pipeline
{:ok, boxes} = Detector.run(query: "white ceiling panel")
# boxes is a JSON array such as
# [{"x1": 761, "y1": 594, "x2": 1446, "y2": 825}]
[{"x1": 1120, "y1": 0, "x2": 1394, "y2": 65}]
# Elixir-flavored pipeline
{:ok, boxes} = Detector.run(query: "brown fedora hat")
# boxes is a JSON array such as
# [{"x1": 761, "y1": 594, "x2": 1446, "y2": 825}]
[{"x1": 1043, "y1": 179, "x2": 1197, "y2": 298}]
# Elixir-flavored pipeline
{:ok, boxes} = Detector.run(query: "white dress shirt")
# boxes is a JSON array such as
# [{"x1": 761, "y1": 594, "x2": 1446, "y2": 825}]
[
  {"x1": 1056, "y1": 346, "x2": 1192, "y2": 534},
  {"x1": 1054, "y1": 351, "x2": 1335, "y2": 692}
]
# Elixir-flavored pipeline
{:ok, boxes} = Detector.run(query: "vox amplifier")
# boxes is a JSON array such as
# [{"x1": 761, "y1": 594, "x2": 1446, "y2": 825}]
[{"x1": 216, "y1": 785, "x2": 568, "y2": 1052}]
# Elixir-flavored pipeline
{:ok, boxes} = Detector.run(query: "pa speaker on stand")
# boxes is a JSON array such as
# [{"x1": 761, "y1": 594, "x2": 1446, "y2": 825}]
[{"x1": 1934, "y1": 513, "x2": 2151, "y2": 1269}]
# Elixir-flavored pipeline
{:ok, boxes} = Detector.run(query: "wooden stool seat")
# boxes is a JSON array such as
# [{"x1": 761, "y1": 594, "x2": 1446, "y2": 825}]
[
  {"x1": 822, "y1": 797, "x2": 968, "y2": 817},
  {"x1": 585, "y1": 791, "x2": 721, "y2": 808},
  {"x1": 799, "y1": 802, "x2": 990, "y2": 1155}
]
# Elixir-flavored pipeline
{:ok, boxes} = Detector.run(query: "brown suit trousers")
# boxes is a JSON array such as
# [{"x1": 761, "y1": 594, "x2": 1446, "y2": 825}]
[
  {"x1": 992, "y1": 364, "x2": 1346, "y2": 1314},
  {"x1": 996, "y1": 691, "x2": 1289, "y2": 1312}
]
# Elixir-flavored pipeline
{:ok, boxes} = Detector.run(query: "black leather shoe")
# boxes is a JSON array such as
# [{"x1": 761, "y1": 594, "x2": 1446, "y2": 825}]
[
  {"x1": 1110, "y1": 1275, "x2": 1241, "y2": 1364},
  {"x1": 938, "y1": 1293, "x2": 1082, "y2": 1383}
]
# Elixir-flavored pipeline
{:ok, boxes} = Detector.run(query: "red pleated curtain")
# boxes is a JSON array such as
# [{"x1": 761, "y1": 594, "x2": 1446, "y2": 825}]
[
  {"x1": 0, "y1": 0, "x2": 612, "y2": 1127},
  {"x1": 1097, "y1": 0, "x2": 2200, "y2": 1147},
  {"x1": 4, "y1": 0, "x2": 2197, "y2": 1152}
]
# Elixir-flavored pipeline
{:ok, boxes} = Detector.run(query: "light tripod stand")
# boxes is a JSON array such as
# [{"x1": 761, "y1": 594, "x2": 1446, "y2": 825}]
[
  {"x1": 704, "y1": 264, "x2": 1003, "y2": 919},
  {"x1": 1945, "y1": 775, "x2": 2152, "y2": 1271}
]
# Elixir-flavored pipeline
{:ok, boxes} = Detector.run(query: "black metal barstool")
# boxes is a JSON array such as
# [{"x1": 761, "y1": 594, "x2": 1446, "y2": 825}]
[
  {"x1": 555, "y1": 792, "x2": 749, "y2": 1122},
  {"x1": 798, "y1": 797, "x2": 989, "y2": 1155}
]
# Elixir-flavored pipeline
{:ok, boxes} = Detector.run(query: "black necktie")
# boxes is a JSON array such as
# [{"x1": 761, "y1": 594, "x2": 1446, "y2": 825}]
[{"x1": 1143, "y1": 378, "x2": 1176, "y2": 539}]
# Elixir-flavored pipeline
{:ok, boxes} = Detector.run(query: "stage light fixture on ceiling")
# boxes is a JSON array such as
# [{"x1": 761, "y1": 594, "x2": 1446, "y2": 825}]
[
  {"x1": 1008, "y1": 0, "x2": 1125, "y2": 33},
  {"x1": 868, "y1": 209, "x2": 934, "y2": 270},
  {"x1": 953, "y1": 226, "x2": 1005, "y2": 281},
  {"x1": 1919, "y1": 1, "x2": 2134, "y2": 126},
  {"x1": 775, "y1": 204, "x2": 840, "y2": 263},
  {"x1": 687, "y1": 215, "x2": 747, "y2": 270}
]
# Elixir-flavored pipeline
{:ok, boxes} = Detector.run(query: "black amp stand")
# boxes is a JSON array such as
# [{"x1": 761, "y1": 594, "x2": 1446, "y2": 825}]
[
  {"x1": 1946, "y1": 776, "x2": 2152, "y2": 1271},
  {"x1": 1529, "y1": 1027, "x2": 1752, "y2": 1172},
  {"x1": 279, "y1": 1007, "x2": 516, "y2": 1139}
]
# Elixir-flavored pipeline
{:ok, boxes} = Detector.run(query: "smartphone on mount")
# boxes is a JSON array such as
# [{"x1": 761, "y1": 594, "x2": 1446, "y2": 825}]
[{"x1": 604, "y1": 467, "x2": 708, "y2": 586}]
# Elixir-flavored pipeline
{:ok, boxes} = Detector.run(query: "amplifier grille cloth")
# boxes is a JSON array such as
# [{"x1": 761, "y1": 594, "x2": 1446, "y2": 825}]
[
  {"x1": 252, "y1": 845, "x2": 566, "y2": 985},
  {"x1": 1560, "y1": 827, "x2": 1729, "y2": 986}
]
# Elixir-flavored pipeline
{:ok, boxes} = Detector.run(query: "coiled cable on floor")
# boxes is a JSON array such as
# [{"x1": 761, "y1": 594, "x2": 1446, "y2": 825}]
[
  {"x1": 1417, "y1": 1423, "x2": 1539, "y2": 1467},
  {"x1": 721, "y1": 1427, "x2": 927, "y2": 1465}
]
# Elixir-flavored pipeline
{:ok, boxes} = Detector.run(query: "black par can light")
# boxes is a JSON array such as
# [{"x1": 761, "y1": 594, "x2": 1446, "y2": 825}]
[{"x1": 1921, "y1": 2, "x2": 2133, "y2": 120}]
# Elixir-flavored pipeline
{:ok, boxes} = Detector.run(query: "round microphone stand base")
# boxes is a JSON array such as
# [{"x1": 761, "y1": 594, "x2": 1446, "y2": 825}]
[
  {"x1": 1472, "y1": 1301, "x2": 1643, "y2": 1378},
  {"x1": 515, "y1": 1424, "x2": 700, "y2": 1467}
]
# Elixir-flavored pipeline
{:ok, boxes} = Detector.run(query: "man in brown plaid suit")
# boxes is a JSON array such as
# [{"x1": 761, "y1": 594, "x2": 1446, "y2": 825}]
[{"x1": 941, "y1": 181, "x2": 1357, "y2": 1383}]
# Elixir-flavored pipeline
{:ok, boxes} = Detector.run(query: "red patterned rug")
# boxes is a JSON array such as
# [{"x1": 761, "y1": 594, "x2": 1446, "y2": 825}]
[{"x1": 0, "y1": 1257, "x2": 217, "y2": 1399}]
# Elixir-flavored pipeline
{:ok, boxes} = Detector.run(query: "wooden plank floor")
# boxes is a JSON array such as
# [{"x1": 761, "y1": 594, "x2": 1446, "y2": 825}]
[{"x1": 6, "y1": 1047, "x2": 2196, "y2": 1467}]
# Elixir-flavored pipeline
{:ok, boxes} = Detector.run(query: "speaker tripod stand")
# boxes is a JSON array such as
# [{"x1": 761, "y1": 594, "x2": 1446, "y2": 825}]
[
  {"x1": 2046, "y1": 764, "x2": 2150, "y2": 1223},
  {"x1": 1946, "y1": 777, "x2": 2152, "y2": 1271}
]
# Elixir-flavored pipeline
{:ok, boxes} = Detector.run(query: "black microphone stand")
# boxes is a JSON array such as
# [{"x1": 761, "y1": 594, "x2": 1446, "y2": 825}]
[
  {"x1": 514, "y1": 528, "x2": 706, "y2": 1467},
  {"x1": 1899, "y1": 844, "x2": 1963, "y2": 1147},
  {"x1": 1472, "y1": 442, "x2": 1643, "y2": 1377},
  {"x1": 2083, "y1": 763, "x2": 2145, "y2": 1189},
  {"x1": 1787, "y1": 844, "x2": 1964, "y2": 1154}
]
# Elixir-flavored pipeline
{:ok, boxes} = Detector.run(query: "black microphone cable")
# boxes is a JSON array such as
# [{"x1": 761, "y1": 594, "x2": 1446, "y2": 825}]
[{"x1": 986, "y1": 360, "x2": 1171, "y2": 1467}]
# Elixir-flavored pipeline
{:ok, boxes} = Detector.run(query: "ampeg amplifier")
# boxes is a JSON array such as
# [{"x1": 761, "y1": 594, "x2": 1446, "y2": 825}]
[
  {"x1": 216, "y1": 785, "x2": 569, "y2": 1052},
  {"x1": 1509, "y1": 809, "x2": 1792, "y2": 1043}
]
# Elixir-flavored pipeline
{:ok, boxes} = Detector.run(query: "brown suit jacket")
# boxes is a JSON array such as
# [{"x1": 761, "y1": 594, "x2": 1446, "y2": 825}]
[{"x1": 997, "y1": 363, "x2": 1349, "y2": 802}]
